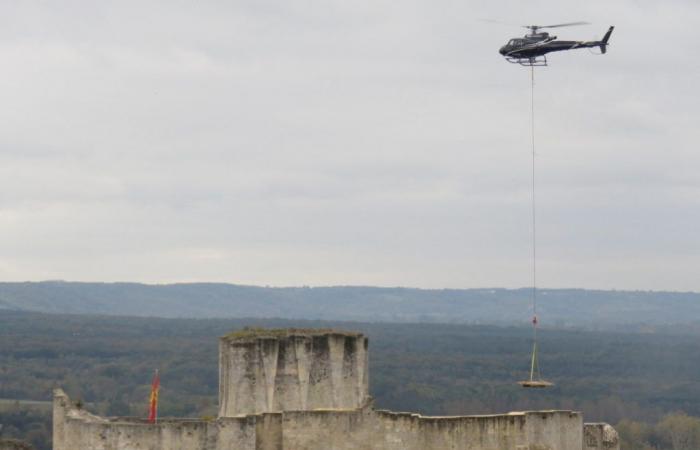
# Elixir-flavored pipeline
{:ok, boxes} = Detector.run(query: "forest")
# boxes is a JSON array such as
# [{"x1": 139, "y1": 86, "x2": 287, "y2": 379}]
[
  {"x1": 2, "y1": 310, "x2": 700, "y2": 449},
  {"x1": 2, "y1": 281, "x2": 700, "y2": 328}
]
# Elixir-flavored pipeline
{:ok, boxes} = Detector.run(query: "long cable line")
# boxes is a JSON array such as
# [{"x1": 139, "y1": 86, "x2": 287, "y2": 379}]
[
  {"x1": 529, "y1": 65, "x2": 540, "y2": 383},
  {"x1": 517, "y1": 64, "x2": 550, "y2": 388},
  {"x1": 531, "y1": 65, "x2": 537, "y2": 323}
]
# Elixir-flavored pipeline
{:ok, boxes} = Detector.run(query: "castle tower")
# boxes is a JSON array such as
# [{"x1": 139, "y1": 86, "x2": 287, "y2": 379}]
[{"x1": 218, "y1": 329, "x2": 369, "y2": 417}]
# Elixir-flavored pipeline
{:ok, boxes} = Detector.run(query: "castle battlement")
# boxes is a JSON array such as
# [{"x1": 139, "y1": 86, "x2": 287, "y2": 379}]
[{"x1": 53, "y1": 328, "x2": 619, "y2": 450}]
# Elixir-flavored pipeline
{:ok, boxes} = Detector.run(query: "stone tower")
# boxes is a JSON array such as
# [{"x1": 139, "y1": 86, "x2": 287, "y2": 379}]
[{"x1": 218, "y1": 328, "x2": 369, "y2": 417}]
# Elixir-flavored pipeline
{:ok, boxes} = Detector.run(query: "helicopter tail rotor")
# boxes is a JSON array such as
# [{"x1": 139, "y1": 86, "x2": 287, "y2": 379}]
[{"x1": 600, "y1": 26, "x2": 614, "y2": 54}]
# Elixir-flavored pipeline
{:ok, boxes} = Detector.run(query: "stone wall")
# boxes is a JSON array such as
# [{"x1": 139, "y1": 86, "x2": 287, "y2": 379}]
[
  {"x1": 218, "y1": 330, "x2": 369, "y2": 417},
  {"x1": 279, "y1": 409, "x2": 584, "y2": 450},
  {"x1": 54, "y1": 390, "x2": 258, "y2": 450},
  {"x1": 54, "y1": 390, "x2": 618, "y2": 450}
]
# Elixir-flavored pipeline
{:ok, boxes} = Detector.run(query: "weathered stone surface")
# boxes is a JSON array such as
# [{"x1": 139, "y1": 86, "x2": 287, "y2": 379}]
[
  {"x1": 54, "y1": 389, "x2": 257, "y2": 450},
  {"x1": 55, "y1": 390, "x2": 601, "y2": 450},
  {"x1": 280, "y1": 408, "x2": 584, "y2": 450},
  {"x1": 54, "y1": 328, "x2": 620, "y2": 450},
  {"x1": 219, "y1": 329, "x2": 369, "y2": 417}
]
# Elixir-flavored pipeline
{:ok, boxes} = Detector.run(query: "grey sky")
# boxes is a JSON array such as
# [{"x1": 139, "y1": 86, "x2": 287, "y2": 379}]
[{"x1": 1, "y1": 1, "x2": 698, "y2": 290}]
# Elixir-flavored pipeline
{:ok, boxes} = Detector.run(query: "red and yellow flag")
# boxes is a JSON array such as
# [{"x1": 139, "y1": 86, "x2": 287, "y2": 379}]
[{"x1": 148, "y1": 370, "x2": 160, "y2": 423}]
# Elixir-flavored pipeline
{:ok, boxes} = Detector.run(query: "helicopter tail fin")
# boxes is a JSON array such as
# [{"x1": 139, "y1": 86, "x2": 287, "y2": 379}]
[{"x1": 600, "y1": 26, "x2": 614, "y2": 54}]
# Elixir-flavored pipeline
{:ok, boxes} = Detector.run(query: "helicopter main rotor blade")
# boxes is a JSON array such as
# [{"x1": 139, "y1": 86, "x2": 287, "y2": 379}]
[
  {"x1": 533, "y1": 21, "x2": 590, "y2": 29},
  {"x1": 479, "y1": 19, "x2": 522, "y2": 27}
]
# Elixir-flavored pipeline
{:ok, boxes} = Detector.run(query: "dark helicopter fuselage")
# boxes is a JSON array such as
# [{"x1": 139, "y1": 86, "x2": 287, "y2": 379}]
[{"x1": 499, "y1": 27, "x2": 614, "y2": 62}]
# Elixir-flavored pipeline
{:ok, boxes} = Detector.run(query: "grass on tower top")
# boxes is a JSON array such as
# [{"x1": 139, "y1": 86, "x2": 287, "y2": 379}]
[{"x1": 222, "y1": 327, "x2": 362, "y2": 340}]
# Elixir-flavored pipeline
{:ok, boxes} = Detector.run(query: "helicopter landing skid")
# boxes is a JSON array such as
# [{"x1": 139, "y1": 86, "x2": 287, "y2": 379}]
[{"x1": 505, "y1": 55, "x2": 548, "y2": 67}]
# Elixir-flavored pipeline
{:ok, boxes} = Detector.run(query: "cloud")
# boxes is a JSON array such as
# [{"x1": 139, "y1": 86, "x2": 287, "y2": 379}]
[{"x1": 0, "y1": 0, "x2": 698, "y2": 290}]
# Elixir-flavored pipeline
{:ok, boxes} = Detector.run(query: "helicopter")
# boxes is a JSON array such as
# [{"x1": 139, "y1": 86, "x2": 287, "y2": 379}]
[{"x1": 498, "y1": 22, "x2": 614, "y2": 66}]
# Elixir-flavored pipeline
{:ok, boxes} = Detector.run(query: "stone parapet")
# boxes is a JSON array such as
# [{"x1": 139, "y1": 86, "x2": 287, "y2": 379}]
[{"x1": 55, "y1": 389, "x2": 617, "y2": 450}]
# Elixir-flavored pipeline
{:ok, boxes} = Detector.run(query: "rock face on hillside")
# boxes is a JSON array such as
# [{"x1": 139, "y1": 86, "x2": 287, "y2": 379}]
[{"x1": 54, "y1": 328, "x2": 619, "y2": 450}]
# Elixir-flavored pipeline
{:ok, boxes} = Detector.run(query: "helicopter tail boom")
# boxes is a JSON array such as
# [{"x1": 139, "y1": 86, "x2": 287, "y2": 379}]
[{"x1": 600, "y1": 26, "x2": 614, "y2": 54}]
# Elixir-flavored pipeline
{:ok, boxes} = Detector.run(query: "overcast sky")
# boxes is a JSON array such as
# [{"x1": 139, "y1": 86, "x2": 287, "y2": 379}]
[{"x1": 1, "y1": 0, "x2": 698, "y2": 291}]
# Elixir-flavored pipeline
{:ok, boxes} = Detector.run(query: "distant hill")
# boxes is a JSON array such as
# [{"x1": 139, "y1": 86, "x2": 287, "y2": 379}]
[{"x1": 0, "y1": 281, "x2": 698, "y2": 328}]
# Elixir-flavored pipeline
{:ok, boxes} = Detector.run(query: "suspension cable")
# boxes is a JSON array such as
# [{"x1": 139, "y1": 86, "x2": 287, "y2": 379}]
[{"x1": 530, "y1": 65, "x2": 538, "y2": 381}]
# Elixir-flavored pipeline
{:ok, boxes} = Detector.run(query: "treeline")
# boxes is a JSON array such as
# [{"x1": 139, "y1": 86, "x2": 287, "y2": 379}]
[
  {"x1": 2, "y1": 281, "x2": 700, "y2": 328},
  {"x1": 618, "y1": 414, "x2": 700, "y2": 450},
  {"x1": 3, "y1": 311, "x2": 700, "y2": 449},
  {"x1": 0, "y1": 406, "x2": 50, "y2": 450}
]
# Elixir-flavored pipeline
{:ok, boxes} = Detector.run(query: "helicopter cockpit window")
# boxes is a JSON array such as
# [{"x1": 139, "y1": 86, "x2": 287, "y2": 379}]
[{"x1": 508, "y1": 39, "x2": 517, "y2": 46}]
